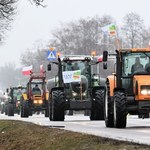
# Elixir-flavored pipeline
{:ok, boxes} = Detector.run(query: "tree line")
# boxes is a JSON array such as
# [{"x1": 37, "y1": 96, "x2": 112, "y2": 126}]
[{"x1": 0, "y1": 1, "x2": 150, "y2": 88}]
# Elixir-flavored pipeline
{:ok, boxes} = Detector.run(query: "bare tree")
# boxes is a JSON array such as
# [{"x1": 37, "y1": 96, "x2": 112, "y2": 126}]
[
  {"x1": 121, "y1": 12, "x2": 144, "y2": 48},
  {"x1": 0, "y1": 0, "x2": 17, "y2": 19},
  {"x1": 140, "y1": 28, "x2": 150, "y2": 47},
  {"x1": 48, "y1": 15, "x2": 114, "y2": 55},
  {"x1": 0, "y1": 0, "x2": 18, "y2": 42},
  {"x1": 29, "y1": 0, "x2": 46, "y2": 7}
]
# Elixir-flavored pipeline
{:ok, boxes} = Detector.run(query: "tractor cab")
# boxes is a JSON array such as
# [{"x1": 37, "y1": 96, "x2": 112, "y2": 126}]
[
  {"x1": 121, "y1": 50, "x2": 150, "y2": 95},
  {"x1": 103, "y1": 48, "x2": 150, "y2": 128}
]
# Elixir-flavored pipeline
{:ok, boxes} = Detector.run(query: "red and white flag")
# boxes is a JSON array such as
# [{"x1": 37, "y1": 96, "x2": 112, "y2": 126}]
[
  {"x1": 40, "y1": 64, "x2": 44, "y2": 75},
  {"x1": 22, "y1": 65, "x2": 32, "y2": 75}
]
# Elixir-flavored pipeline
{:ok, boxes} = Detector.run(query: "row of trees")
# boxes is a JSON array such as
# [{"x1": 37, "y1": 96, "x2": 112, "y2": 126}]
[
  {"x1": 0, "y1": 1, "x2": 150, "y2": 88},
  {"x1": 20, "y1": 13, "x2": 150, "y2": 76}
]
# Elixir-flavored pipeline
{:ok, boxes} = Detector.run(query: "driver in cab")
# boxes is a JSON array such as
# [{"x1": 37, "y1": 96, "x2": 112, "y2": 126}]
[{"x1": 131, "y1": 57, "x2": 144, "y2": 74}]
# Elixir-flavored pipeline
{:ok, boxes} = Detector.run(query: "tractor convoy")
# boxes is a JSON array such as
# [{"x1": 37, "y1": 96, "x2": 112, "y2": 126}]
[{"x1": 1, "y1": 48, "x2": 150, "y2": 129}]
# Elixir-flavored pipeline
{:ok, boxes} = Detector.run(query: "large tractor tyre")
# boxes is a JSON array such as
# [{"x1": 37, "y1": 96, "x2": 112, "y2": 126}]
[
  {"x1": 104, "y1": 82, "x2": 114, "y2": 127},
  {"x1": 50, "y1": 90, "x2": 65, "y2": 121},
  {"x1": 114, "y1": 91, "x2": 127, "y2": 128},
  {"x1": 21, "y1": 101, "x2": 29, "y2": 118},
  {"x1": 7, "y1": 103, "x2": 14, "y2": 116},
  {"x1": 90, "y1": 89, "x2": 104, "y2": 120}
]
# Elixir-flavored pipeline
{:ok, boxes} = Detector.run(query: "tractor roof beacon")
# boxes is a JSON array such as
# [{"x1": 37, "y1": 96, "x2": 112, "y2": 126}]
[
  {"x1": 47, "y1": 54, "x2": 105, "y2": 121},
  {"x1": 103, "y1": 48, "x2": 150, "y2": 128}
]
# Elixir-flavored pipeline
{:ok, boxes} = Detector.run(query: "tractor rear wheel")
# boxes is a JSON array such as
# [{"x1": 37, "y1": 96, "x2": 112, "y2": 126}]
[
  {"x1": 114, "y1": 90, "x2": 127, "y2": 128},
  {"x1": 21, "y1": 100, "x2": 29, "y2": 118},
  {"x1": 90, "y1": 88, "x2": 104, "y2": 120},
  {"x1": 7, "y1": 103, "x2": 14, "y2": 116},
  {"x1": 50, "y1": 90, "x2": 65, "y2": 121},
  {"x1": 104, "y1": 82, "x2": 114, "y2": 127}
]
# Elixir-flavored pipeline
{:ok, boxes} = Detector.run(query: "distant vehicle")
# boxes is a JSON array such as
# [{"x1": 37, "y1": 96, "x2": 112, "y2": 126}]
[
  {"x1": 0, "y1": 92, "x2": 7, "y2": 114},
  {"x1": 4, "y1": 86, "x2": 27, "y2": 116},
  {"x1": 20, "y1": 71, "x2": 49, "y2": 118}
]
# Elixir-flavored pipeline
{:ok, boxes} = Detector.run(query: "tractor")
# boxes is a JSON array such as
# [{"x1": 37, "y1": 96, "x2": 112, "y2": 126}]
[
  {"x1": 20, "y1": 71, "x2": 49, "y2": 117},
  {"x1": 47, "y1": 54, "x2": 105, "y2": 121},
  {"x1": 103, "y1": 48, "x2": 150, "y2": 128},
  {"x1": 5, "y1": 86, "x2": 26, "y2": 116}
]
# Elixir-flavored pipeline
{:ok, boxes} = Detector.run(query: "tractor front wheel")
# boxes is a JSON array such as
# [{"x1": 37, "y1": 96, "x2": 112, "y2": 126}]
[
  {"x1": 21, "y1": 100, "x2": 29, "y2": 118},
  {"x1": 49, "y1": 90, "x2": 65, "y2": 121},
  {"x1": 90, "y1": 88, "x2": 104, "y2": 120},
  {"x1": 7, "y1": 103, "x2": 14, "y2": 116},
  {"x1": 114, "y1": 90, "x2": 127, "y2": 128}
]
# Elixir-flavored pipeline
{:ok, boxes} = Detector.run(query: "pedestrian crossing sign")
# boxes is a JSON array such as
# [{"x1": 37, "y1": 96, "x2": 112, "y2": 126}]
[{"x1": 47, "y1": 50, "x2": 57, "y2": 60}]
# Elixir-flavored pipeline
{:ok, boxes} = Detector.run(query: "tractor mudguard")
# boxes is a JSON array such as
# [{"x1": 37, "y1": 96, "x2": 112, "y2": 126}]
[{"x1": 107, "y1": 75, "x2": 116, "y2": 97}]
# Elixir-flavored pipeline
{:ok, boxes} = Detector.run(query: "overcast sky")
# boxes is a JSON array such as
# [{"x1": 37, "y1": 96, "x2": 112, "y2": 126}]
[{"x1": 0, "y1": 0, "x2": 150, "y2": 67}]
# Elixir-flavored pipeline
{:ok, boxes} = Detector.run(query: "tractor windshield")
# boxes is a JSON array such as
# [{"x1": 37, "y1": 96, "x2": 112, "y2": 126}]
[
  {"x1": 122, "y1": 52, "x2": 150, "y2": 76},
  {"x1": 63, "y1": 60, "x2": 90, "y2": 75},
  {"x1": 13, "y1": 88, "x2": 26, "y2": 101}
]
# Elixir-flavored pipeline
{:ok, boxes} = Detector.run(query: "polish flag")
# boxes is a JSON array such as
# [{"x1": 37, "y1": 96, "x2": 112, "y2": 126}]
[{"x1": 22, "y1": 65, "x2": 32, "y2": 75}]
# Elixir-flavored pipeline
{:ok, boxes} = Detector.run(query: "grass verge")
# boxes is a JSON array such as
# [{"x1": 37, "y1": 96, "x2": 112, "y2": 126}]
[{"x1": 0, "y1": 120, "x2": 149, "y2": 150}]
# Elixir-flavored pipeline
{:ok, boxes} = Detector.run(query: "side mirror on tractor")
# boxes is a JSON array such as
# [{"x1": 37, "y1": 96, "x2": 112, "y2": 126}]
[
  {"x1": 47, "y1": 63, "x2": 51, "y2": 71},
  {"x1": 103, "y1": 51, "x2": 108, "y2": 61},
  {"x1": 103, "y1": 51, "x2": 108, "y2": 70}
]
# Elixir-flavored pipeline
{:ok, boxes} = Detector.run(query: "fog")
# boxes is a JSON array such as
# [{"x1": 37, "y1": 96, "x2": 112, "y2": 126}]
[{"x1": 0, "y1": 0, "x2": 150, "y2": 67}]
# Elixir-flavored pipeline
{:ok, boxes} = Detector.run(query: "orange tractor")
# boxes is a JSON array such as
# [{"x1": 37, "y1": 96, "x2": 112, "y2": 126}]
[
  {"x1": 103, "y1": 48, "x2": 150, "y2": 128},
  {"x1": 21, "y1": 71, "x2": 49, "y2": 117}
]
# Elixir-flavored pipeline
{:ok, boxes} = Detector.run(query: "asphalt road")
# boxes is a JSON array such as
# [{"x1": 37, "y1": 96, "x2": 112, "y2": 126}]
[{"x1": 0, "y1": 113, "x2": 150, "y2": 145}]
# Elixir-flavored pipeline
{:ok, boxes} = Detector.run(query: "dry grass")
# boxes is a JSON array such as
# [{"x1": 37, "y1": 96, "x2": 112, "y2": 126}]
[{"x1": 0, "y1": 120, "x2": 149, "y2": 150}]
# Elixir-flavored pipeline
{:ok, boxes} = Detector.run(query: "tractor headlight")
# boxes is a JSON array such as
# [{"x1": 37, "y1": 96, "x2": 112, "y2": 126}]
[
  {"x1": 141, "y1": 85, "x2": 150, "y2": 95},
  {"x1": 38, "y1": 100, "x2": 43, "y2": 104},
  {"x1": 82, "y1": 92, "x2": 86, "y2": 96},
  {"x1": 141, "y1": 89, "x2": 148, "y2": 95},
  {"x1": 72, "y1": 92, "x2": 78, "y2": 96},
  {"x1": 34, "y1": 100, "x2": 38, "y2": 104}
]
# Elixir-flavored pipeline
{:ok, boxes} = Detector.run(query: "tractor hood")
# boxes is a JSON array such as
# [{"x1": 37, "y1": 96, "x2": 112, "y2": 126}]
[
  {"x1": 133, "y1": 75, "x2": 150, "y2": 100},
  {"x1": 70, "y1": 75, "x2": 88, "y2": 93}
]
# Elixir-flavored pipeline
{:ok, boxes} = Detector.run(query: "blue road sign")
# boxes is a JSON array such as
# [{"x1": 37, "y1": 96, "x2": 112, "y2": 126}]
[{"x1": 47, "y1": 50, "x2": 57, "y2": 60}]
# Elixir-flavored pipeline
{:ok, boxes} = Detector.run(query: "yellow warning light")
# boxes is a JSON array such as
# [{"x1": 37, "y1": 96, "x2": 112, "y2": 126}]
[
  {"x1": 49, "y1": 47, "x2": 54, "y2": 51},
  {"x1": 91, "y1": 51, "x2": 96, "y2": 56},
  {"x1": 57, "y1": 52, "x2": 61, "y2": 58}
]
